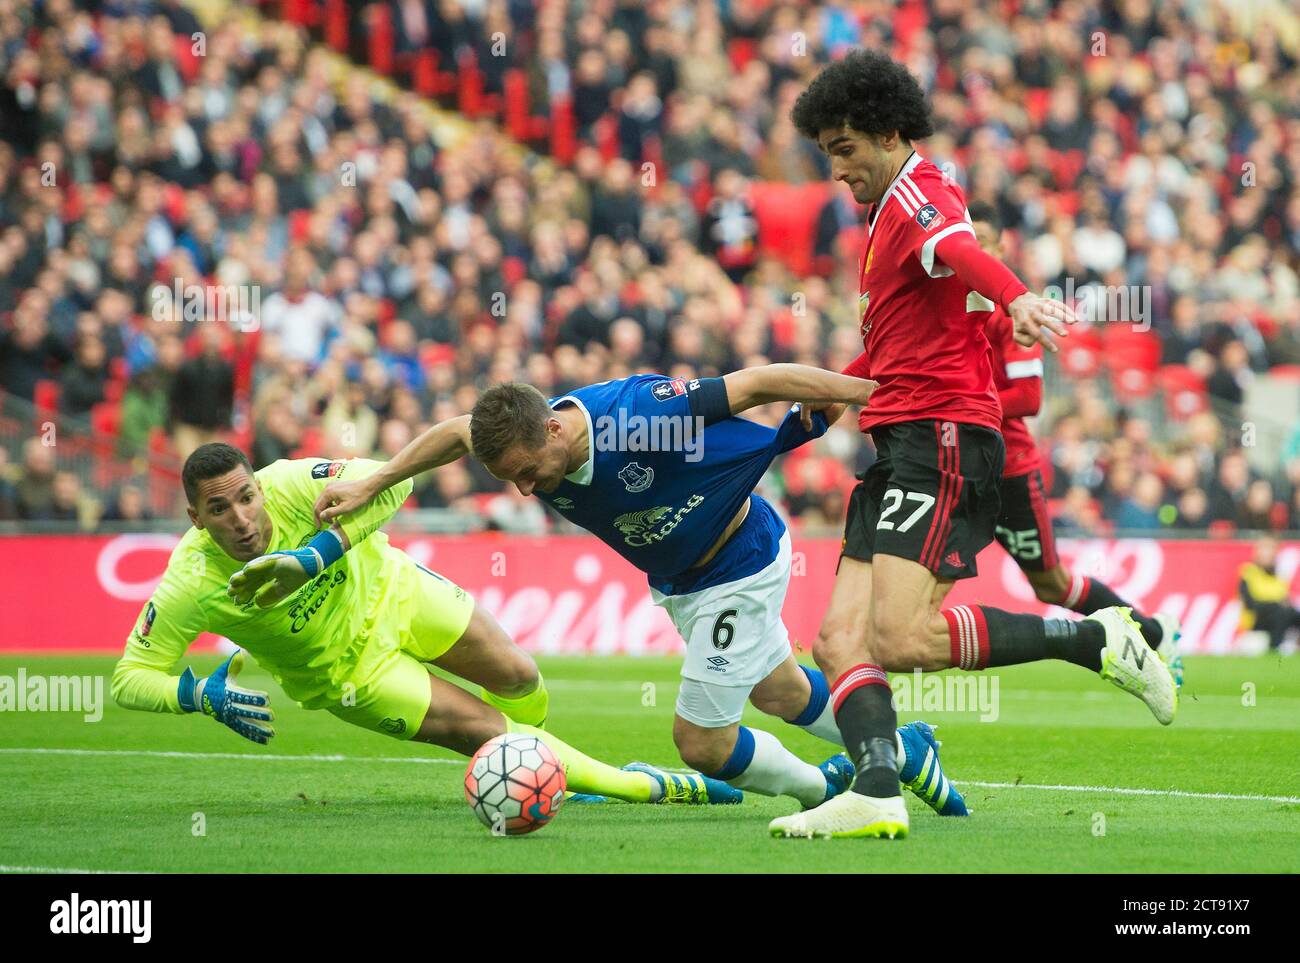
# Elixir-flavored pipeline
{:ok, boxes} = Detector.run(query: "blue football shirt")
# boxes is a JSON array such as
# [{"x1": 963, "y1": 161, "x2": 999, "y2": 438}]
[{"x1": 537, "y1": 375, "x2": 827, "y2": 595}]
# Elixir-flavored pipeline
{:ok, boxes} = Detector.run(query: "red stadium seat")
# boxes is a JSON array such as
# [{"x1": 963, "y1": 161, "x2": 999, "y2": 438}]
[
  {"x1": 501, "y1": 256, "x2": 527, "y2": 288},
  {"x1": 91, "y1": 401, "x2": 121, "y2": 438},
  {"x1": 294, "y1": 427, "x2": 323, "y2": 459},
  {"x1": 367, "y1": 2, "x2": 395, "y2": 76},
  {"x1": 456, "y1": 49, "x2": 499, "y2": 119},
  {"x1": 173, "y1": 34, "x2": 201, "y2": 83},
  {"x1": 324, "y1": 0, "x2": 349, "y2": 52},
  {"x1": 550, "y1": 95, "x2": 576, "y2": 165},
  {"x1": 33, "y1": 380, "x2": 60, "y2": 421},
  {"x1": 594, "y1": 111, "x2": 619, "y2": 163},
  {"x1": 1156, "y1": 364, "x2": 1208, "y2": 420},
  {"x1": 1266, "y1": 364, "x2": 1300, "y2": 382},
  {"x1": 893, "y1": 0, "x2": 929, "y2": 55},
  {"x1": 419, "y1": 343, "x2": 456, "y2": 371},
  {"x1": 727, "y1": 38, "x2": 757, "y2": 72},
  {"x1": 1100, "y1": 327, "x2": 1161, "y2": 401},
  {"x1": 280, "y1": 0, "x2": 320, "y2": 27},
  {"x1": 1056, "y1": 326, "x2": 1103, "y2": 379},
  {"x1": 503, "y1": 69, "x2": 531, "y2": 140},
  {"x1": 750, "y1": 181, "x2": 834, "y2": 277},
  {"x1": 1024, "y1": 88, "x2": 1051, "y2": 125}
]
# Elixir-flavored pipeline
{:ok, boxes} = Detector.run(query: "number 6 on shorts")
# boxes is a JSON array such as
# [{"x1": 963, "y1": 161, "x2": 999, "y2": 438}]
[{"x1": 877, "y1": 489, "x2": 935, "y2": 532}]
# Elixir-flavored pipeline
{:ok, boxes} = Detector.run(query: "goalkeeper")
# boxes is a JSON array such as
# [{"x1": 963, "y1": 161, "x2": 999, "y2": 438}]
[{"x1": 111, "y1": 443, "x2": 739, "y2": 805}]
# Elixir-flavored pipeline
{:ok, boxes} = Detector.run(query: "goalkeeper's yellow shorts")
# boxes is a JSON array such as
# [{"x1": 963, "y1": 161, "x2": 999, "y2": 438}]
[{"x1": 328, "y1": 562, "x2": 476, "y2": 740}]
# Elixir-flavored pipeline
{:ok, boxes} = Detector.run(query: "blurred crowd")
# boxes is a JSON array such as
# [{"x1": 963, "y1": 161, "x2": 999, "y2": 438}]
[{"x1": 1, "y1": 0, "x2": 1299, "y2": 536}]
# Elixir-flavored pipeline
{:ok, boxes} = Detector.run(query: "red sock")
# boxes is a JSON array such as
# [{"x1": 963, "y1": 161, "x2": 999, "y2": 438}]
[
  {"x1": 830, "y1": 663, "x2": 891, "y2": 712},
  {"x1": 1062, "y1": 573, "x2": 1089, "y2": 609},
  {"x1": 944, "y1": 604, "x2": 990, "y2": 670}
]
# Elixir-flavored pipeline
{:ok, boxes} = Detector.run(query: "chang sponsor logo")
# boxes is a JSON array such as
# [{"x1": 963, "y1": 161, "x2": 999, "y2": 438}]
[
  {"x1": 613, "y1": 495, "x2": 705, "y2": 548},
  {"x1": 287, "y1": 569, "x2": 347, "y2": 633}
]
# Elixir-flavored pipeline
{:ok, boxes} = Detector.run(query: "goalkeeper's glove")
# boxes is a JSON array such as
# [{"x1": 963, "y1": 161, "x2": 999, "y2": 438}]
[
  {"x1": 227, "y1": 529, "x2": 345, "y2": 608},
  {"x1": 178, "y1": 651, "x2": 275, "y2": 744}
]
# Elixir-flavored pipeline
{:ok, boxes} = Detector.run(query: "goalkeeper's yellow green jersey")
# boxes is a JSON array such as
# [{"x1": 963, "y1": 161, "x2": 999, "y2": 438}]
[{"x1": 111, "y1": 458, "x2": 414, "y2": 714}]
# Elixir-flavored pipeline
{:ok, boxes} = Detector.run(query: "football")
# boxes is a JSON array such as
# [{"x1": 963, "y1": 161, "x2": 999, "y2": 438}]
[{"x1": 464, "y1": 733, "x2": 567, "y2": 835}]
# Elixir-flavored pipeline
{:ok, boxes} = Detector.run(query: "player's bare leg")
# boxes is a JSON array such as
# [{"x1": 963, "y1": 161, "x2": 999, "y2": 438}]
[
  {"x1": 671, "y1": 713, "x2": 841, "y2": 809},
  {"x1": 411, "y1": 674, "x2": 732, "y2": 804},
  {"x1": 859, "y1": 554, "x2": 1176, "y2": 722},
  {"x1": 412, "y1": 672, "x2": 508, "y2": 755},
  {"x1": 670, "y1": 657, "x2": 861, "y2": 810},
  {"x1": 432, "y1": 602, "x2": 549, "y2": 727}
]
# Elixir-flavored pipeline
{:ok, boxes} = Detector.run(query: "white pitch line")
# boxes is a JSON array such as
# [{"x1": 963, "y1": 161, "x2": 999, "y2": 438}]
[
  {"x1": 3, "y1": 747, "x2": 1297, "y2": 806},
  {"x1": 0, "y1": 747, "x2": 461, "y2": 765},
  {"x1": 0, "y1": 865, "x2": 140, "y2": 874},
  {"x1": 963, "y1": 780, "x2": 1300, "y2": 805}
]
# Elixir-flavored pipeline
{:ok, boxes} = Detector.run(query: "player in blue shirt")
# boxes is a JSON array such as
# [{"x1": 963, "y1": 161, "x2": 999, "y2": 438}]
[{"x1": 316, "y1": 364, "x2": 967, "y2": 816}]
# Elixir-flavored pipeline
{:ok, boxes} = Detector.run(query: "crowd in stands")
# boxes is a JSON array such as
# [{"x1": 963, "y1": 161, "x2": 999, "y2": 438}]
[{"x1": 1, "y1": 0, "x2": 1299, "y2": 538}]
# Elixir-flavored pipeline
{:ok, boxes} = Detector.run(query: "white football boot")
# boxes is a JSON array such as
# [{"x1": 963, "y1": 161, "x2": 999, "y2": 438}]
[
  {"x1": 769, "y1": 791, "x2": 909, "y2": 839},
  {"x1": 1152, "y1": 612, "x2": 1184, "y2": 692},
  {"x1": 1088, "y1": 606, "x2": 1178, "y2": 725}
]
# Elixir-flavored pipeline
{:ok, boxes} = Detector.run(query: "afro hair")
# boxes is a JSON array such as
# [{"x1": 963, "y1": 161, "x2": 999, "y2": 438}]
[{"x1": 791, "y1": 49, "x2": 935, "y2": 144}]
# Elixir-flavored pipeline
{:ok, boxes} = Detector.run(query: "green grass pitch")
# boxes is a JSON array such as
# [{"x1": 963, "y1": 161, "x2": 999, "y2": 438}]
[{"x1": 2, "y1": 654, "x2": 1297, "y2": 873}]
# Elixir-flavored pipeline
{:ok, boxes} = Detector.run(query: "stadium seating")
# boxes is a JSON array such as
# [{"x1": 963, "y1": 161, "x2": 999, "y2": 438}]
[{"x1": 0, "y1": 0, "x2": 1297, "y2": 538}]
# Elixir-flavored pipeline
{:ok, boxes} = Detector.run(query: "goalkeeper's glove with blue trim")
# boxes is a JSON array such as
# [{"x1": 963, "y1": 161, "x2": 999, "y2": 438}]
[
  {"x1": 227, "y1": 529, "x2": 345, "y2": 608},
  {"x1": 178, "y1": 651, "x2": 274, "y2": 744}
]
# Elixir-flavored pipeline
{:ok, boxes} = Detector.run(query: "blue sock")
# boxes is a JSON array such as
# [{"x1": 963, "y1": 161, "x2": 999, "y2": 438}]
[
  {"x1": 787, "y1": 666, "x2": 841, "y2": 743},
  {"x1": 711, "y1": 726, "x2": 756, "y2": 781}
]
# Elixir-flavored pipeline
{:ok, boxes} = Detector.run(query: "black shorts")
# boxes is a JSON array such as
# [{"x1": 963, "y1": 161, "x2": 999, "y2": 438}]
[
  {"x1": 842, "y1": 420, "x2": 1005, "y2": 580},
  {"x1": 994, "y1": 469, "x2": 1060, "y2": 573}
]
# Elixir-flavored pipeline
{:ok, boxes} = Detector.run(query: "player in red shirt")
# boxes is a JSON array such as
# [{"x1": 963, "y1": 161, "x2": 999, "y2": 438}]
[
  {"x1": 968, "y1": 202, "x2": 1180, "y2": 654},
  {"x1": 770, "y1": 50, "x2": 1180, "y2": 841}
]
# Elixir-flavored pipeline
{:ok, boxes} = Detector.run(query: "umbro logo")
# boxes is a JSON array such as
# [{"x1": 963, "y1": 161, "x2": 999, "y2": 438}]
[
  {"x1": 706, "y1": 656, "x2": 730, "y2": 667},
  {"x1": 552, "y1": 497, "x2": 575, "y2": 510}
]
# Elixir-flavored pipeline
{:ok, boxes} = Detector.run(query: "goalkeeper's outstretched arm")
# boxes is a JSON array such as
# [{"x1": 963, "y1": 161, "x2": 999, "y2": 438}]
[
  {"x1": 112, "y1": 580, "x2": 274, "y2": 743},
  {"x1": 112, "y1": 576, "x2": 207, "y2": 714},
  {"x1": 314, "y1": 415, "x2": 471, "y2": 526}
]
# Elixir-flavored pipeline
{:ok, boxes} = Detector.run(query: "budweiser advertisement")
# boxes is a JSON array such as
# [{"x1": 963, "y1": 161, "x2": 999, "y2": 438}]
[{"x1": 0, "y1": 534, "x2": 1295, "y2": 654}]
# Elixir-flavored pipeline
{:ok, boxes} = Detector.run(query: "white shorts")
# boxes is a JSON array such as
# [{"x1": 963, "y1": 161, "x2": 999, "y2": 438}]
[{"x1": 650, "y1": 531, "x2": 794, "y2": 728}]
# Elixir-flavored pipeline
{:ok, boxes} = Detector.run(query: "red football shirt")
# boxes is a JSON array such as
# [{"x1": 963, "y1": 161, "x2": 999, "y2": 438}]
[
  {"x1": 842, "y1": 152, "x2": 1003, "y2": 433},
  {"x1": 984, "y1": 304, "x2": 1045, "y2": 478}
]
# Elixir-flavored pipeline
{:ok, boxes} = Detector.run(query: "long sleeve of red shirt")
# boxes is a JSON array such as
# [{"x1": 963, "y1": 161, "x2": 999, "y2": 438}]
[
  {"x1": 932, "y1": 230, "x2": 1029, "y2": 312},
  {"x1": 998, "y1": 374, "x2": 1042, "y2": 418}
]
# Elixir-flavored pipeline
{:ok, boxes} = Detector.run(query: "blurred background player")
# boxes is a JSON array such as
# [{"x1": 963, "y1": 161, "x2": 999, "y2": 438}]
[
  {"x1": 1237, "y1": 535, "x2": 1300, "y2": 653},
  {"x1": 113, "y1": 442, "x2": 741, "y2": 806},
  {"x1": 315, "y1": 363, "x2": 969, "y2": 817},
  {"x1": 968, "y1": 201, "x2": 1182, "y2": 672}
]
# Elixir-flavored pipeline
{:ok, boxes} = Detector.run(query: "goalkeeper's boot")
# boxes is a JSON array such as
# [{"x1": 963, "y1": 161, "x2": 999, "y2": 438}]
[
  {"x1": 815, "y1": 753, "x2": 855, "y2": 806},
  {"x1": 622, "y1": 762, "x2": 744, "y2": 805},
  {"x1": 1089, "y1": 606, "x2": 1178, "y2": 725},
  {"x1": 769, "y1": 790, "x2": 909, "y2": 840},
  {"x1": 898, "y1": 721, "x2": 968, "y2": 816},
  {"x1": 1153, "y1": 612, "x2": 1184, "y2": 692}
]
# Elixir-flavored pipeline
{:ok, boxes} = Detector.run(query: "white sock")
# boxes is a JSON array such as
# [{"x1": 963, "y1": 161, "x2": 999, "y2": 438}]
[
  {"x1": 796, "y1": 696, "x2": 843, "y2": 744},
  {"x1": 725, "y1": 727, "x2": 828, "y2": 808}
]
